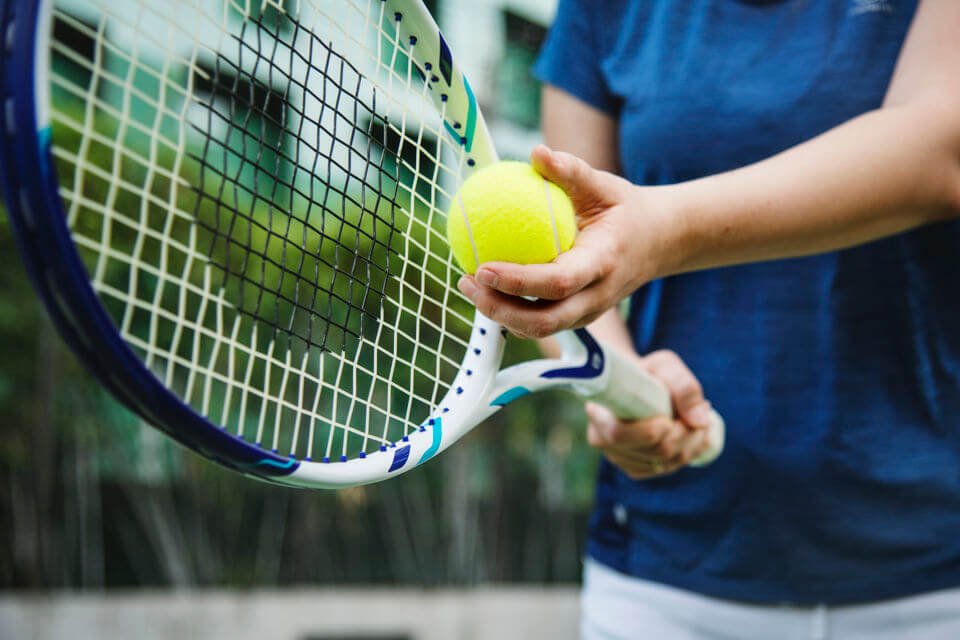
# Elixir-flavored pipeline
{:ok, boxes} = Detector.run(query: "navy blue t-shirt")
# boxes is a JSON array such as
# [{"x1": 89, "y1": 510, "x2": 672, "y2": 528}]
[{"x1": 535, "y1": 0, "x2": 960, "y2": 604}]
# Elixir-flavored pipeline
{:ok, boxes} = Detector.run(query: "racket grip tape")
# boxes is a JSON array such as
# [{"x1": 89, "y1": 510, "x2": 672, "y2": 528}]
[{"x1": 589, "y1": 346, "x2": 725, "y2": 467}]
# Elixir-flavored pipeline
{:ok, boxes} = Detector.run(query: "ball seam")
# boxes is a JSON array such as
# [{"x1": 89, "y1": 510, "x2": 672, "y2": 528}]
[
  {"x1": 457, "y1": 193, "x2": 480, "y2": 272},
  {"x1": 543, "y1": 177, "x2": 561, "y2": 256}
]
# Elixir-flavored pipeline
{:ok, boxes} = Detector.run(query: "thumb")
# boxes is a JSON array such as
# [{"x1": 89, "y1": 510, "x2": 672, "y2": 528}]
[
  {"x1": 643, "y1": 350, "x2": 712, "y2": 431},
  {"x1": 530, "y1": 145, "x2": 607, "y2": 212}
]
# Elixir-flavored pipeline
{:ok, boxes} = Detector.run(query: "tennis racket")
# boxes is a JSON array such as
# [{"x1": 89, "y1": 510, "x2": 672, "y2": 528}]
[{"x1": 0, "y1": 0, "x2": 724, "y2": 488}]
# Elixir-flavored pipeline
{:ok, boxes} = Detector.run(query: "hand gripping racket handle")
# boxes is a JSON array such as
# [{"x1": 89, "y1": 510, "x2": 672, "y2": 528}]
[{"x1": 576, "y1": 340, "x2": 725, "y2": 467}]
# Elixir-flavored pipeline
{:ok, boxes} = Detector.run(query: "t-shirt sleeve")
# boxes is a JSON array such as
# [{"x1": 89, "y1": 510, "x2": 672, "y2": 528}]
[{"x1": 532, "y1": 0, "x2": 619, "y2": 115}]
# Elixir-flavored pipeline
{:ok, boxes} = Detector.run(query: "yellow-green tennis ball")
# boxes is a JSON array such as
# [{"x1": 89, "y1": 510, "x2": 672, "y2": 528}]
[{"x1": 446, "y1": 161, "x2": 576, "y2": 274}]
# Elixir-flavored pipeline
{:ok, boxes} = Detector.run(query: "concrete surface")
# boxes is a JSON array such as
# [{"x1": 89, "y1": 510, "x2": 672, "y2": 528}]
[{"x1": 0, "y1": 587, "x2": 581, "y2": 640}]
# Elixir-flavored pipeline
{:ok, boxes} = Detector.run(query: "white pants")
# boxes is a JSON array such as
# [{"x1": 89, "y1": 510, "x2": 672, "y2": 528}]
[{"x1": 582, "y1": 559, "x2": 960, "y2": 640}]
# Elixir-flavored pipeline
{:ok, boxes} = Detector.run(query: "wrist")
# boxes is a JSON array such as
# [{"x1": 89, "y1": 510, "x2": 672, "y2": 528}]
[{"x1": 631, "y1": 183, "x2": 700, "y2": 282}]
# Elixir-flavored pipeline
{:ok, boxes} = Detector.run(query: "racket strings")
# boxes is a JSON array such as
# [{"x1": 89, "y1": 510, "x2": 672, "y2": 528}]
[{"x1": 49, "y1": 0, "x2": 474, "y2": 461}]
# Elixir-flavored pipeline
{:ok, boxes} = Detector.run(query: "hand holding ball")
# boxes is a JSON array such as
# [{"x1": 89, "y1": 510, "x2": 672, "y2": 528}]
[{"x1": 446, "y1": 161, "x2": 576, "y2": 274}]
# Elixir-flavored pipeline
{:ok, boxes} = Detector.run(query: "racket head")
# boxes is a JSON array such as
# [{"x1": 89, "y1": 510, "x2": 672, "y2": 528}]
[{"x1": 0, "y1": 0, "x2": 508, "y2": 488}]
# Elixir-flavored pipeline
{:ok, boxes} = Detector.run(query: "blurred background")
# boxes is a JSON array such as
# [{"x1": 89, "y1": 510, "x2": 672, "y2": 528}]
[{"x1": 0, "y1": 0, "x2": 599, "y2": 637}]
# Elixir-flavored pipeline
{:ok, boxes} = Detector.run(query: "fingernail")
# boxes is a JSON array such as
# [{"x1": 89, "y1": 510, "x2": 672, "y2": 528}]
[
  {"x1": 690, "y1": 404, "x2": 711, "y2": 429},
  {"x1": 458, "y1": 276, "x2": 477, "y2": 301},
  {"x1": 476, "y1": 269, "x2": 499, "y2": 288}
]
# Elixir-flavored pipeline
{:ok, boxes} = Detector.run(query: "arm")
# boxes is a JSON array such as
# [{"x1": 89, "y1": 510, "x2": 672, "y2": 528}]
[
  {"x1": 538, "y1": 88, "x2": 715, "y2": 477},
  {"x1": 458, "y1": 0, "x2": 960, "y2": 337}
]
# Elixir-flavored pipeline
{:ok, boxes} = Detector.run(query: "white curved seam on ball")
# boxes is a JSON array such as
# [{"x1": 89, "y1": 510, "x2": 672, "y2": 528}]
[
  {"x1": 458, "y1": 192, "x2": 480, "y2": 271},
  {"x1": 543, "y1": 177, "x2": 561, "y2": 255}
]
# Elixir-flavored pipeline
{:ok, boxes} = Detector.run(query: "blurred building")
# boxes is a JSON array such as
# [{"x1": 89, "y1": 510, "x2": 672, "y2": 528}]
[{"x1": 439, "y1": 0, "x2": 556, "y2": 159}]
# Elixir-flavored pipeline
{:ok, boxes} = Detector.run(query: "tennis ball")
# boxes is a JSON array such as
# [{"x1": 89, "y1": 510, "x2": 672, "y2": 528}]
[{"x1": 446, "y1": 161, "x2": 576, "y2": 274}]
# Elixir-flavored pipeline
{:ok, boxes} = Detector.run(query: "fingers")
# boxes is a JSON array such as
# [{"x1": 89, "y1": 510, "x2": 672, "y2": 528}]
[
  {"x1": 473, "y1": 239, "x2": 611, "y2": 300},
  {"x1": 585, "y1": 402, "x2": 673, "y2": 449},
  {"x1": 457, "y1": 273, "x2": 607, "y2": 338},
  {"x1": 457, "y1": 277, "x2": 558, "y2": 338},
  {"x1": 584, "y1": 402, "x2": 703, "y2": 479},
  {"x1": 584, "y1": 401, "x2": 710, "y2": 479},
  {"x1": 530, "y1": 145, "x2": 592, "y2": 203},
  {"x1": 680, "y1": 428, "x2": 711, "y2": 465},
  {"x1": 530, "y1": 145, "x2": 625, "y2": 216},
  {"x1": 642, "y1": 350, "x2": 713, "y2": 430},
  {"x1": 604, "y1": 451, "x2": 683, "y2": 480}
]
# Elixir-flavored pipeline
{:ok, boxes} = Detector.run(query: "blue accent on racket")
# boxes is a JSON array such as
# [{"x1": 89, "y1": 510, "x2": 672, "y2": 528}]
[
  {"x1": 541, "y1": 329, "x2": 604, "y2": 380},
  {"x1": 389, "y1": 445, "x2": 412, "y2": 472},
  {"x1": 417, "y1": 418, "x2": 443, "y2": 465},
  {"x1": 491, "y1": 386, "x2": 530, "y2": 406}
]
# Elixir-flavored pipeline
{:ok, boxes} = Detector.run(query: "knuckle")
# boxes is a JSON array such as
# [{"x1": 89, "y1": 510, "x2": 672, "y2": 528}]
[
  {"x1": 675, "y1": 379, "x2": 703, "y2": 402},
  {"x1": 604, "y1": 423, "x2": 624, "y2": 444},
  {"x1": 644, "y1": 349, "x2": 676, "y2": 369},
  {"x1": 552, "y1": 274, "x2": 575, "y2": 299},
  {"x1": 530, "y1": 315, "x2": 559, "y2": 338},
  {"x1": 569, "y1": 154, "x2": 588, "y2": 178},
  {"x1": 641, "y1": 421, "x2": 667, "y2": 446},
  {"x1": 505, "y1": 271, "x2": 527, "y2": 294},
  {"x1": 655, "y1": 439, "x2": 676, "y2": 459},
  {"x1": 528, "y1": 326, "x2": 549, "y2": 339},
  {"x1": 657, "y1": 349, "x2": 680, "y2": 364},
  {"x1": 478, "y1": 295, "x2": 500, "y2": 319},
  {"x1": 579, "y1": 311, "x2": 603, "y2": 328},
  {"x1": 595, "y1": 251, "x2": 615, "y2": 278}
]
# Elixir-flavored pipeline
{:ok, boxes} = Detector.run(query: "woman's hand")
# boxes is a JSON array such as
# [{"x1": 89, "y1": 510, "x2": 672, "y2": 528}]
[
  {"x1": 586, "y1": 350, "x2": 715, "y2": 479},
  {"x1": 456, "y1": 145, "x2": 684, "y2": 339}
]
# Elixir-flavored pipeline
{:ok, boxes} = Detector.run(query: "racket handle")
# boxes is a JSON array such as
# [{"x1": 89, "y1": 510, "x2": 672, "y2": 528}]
[{"x1": 590, "y1": 346, "x2": 725, "y2": 467}]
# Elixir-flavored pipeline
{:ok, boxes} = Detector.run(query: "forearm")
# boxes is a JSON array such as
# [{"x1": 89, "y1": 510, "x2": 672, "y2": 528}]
[{"x1": 659, "y1": 99, "x2": 960, "y2": 278}]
